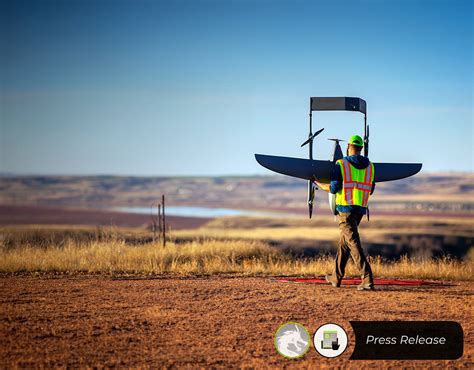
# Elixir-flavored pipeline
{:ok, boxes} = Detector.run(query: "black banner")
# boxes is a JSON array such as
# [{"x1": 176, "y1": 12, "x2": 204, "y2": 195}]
[{"x1": 350, "y1": 321, "x2": 463, "y2": 360}]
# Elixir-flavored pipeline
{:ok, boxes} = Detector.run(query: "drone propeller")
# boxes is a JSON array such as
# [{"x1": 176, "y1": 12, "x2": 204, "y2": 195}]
[
  {"x1": 301, "y1": 127, "x2": 324, "y2": 147},
  {"x1": 301, "y1": 127, "x2": 324, "y2": 219},
  {"x1": 328, "y1": 138, "x2": 345, "y2": 143}
]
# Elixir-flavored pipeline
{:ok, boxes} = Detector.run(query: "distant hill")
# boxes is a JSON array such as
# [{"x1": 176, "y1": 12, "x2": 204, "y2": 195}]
[{"x1": 1, "y1": 173, "x2": 473, "y2": 214}]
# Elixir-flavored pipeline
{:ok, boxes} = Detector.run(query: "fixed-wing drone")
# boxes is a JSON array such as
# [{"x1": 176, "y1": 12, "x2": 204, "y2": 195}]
[{"x1": 255, "y1": 97, "x2": 422, "y2": 218}]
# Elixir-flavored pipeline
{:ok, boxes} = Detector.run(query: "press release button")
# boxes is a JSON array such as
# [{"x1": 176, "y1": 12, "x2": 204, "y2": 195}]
[{"x1": 350, "y1": 321, "x2": 463, "y2": 360}]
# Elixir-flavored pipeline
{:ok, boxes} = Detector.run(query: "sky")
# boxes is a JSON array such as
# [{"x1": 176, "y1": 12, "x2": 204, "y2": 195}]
[{"x1": 1, "y1": 0, "x2": 472, "y2": 176}]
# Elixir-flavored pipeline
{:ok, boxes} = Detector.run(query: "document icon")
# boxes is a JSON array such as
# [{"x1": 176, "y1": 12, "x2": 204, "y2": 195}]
[
  {"x1": 314, "y1": 323, "x2": 347, "y2": 357},
  {"x1": 321, "y1": 330, "x2": 339, "y2": 350}
]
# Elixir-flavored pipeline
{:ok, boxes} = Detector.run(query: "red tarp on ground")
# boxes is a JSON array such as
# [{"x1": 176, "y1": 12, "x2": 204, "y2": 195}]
[{"x1": 274, "y1": 277, "x2": 447, "y2": 285}]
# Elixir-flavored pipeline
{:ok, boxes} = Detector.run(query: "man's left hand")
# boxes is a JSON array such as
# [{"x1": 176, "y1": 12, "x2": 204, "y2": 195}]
[{"x1": 313, "y1": 180, "x2": 330, "y2": 192}]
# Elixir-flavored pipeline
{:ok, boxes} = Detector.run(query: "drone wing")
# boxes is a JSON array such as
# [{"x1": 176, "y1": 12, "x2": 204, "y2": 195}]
[
  {"x1": 255, "y1": 154, "x2": 333, "y2": 182},
  {"x1": 255, "y1": 154, "x2": 422, "y2": 183},
  {"x1": 372, "y1": 162, "x2": 423, "y2": 182}
]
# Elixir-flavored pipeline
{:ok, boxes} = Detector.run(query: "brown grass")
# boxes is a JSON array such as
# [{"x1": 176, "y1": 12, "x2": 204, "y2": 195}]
[{"x1": 0, "y1": 234, "x2": 472, "y2": 280}]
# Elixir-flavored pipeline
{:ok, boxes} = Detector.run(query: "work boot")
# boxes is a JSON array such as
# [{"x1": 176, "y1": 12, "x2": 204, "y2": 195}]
[
  {"x1": 325, "y1": 275, "x2": 341, "y2": 288},
  {"x1": 357, "y1": 282, "x2": 375, "y2": 291}
]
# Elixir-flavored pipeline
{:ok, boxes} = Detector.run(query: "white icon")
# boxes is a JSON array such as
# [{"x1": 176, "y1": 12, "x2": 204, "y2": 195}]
[
  {"x1": 313, "y1": 323, "x2": 348, "y2": 358},
  {"x1": 274, "y1": 322, "x2": 310, "y2": 359}
]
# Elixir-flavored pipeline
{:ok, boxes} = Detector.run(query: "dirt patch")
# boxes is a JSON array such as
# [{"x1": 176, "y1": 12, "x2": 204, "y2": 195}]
[
  {"x1": 0, "y1": 205, "x2": 211, "y2": 229},
  {"x1": 0, "y1": 276, "x2": 472, "y2": 368}
]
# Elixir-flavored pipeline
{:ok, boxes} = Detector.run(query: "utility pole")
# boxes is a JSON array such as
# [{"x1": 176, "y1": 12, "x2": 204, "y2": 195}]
[
  {"x1": 150, "y1": 196, "x2": 166, "y2": 247},
  {"x1": 151, "y1": 203, "x2": 157, "y2": 242},
  {"x1": 162, "y1": 194, "x2": 166, "y2": 247},
  {"x1": 158, "y1": 204, "x2": 162, "y2": 241}
]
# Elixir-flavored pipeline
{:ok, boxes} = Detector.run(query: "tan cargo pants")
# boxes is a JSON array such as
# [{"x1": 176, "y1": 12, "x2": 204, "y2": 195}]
[{"x1": 333, "y1": 212, "x2": 373, "y2": 285}]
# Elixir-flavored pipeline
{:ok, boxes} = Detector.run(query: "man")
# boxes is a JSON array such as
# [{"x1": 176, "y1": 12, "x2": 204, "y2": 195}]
[{"x1": 314, "y1": 135, "x2": 375, "y2": 291}]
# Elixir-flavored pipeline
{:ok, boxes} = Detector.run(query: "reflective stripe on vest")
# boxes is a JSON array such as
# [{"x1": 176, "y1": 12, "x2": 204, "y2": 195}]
[{"x1": 335, "y1": 159, "x2": 374, "y2": 207}]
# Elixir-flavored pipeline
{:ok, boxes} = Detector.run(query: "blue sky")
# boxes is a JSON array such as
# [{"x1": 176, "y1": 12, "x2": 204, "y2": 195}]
[{"x1": 1, "y1": 0, "x2": 472, "y2": 176}]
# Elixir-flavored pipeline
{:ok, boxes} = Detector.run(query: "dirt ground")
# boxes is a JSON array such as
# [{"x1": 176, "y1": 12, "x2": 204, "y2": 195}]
[
  {"x1": 0, "y1": 276, "x2": 472, "y2": 368},
  {"x1": 0, "y1": 205, "x2": 211, "y2": 229}
]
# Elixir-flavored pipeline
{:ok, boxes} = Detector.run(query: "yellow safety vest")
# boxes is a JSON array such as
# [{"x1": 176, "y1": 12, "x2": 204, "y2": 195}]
[{"x1": 335, "y1": 158, "x2": 374, "y2": 207}]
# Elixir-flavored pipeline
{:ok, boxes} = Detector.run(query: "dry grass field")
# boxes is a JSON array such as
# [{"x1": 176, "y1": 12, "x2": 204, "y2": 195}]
[
  {"x1": 1, "y1": 239, "x2": 472, "y2": 280},
  {"x1": 1, "y1": 223, "x2": 472, "y2": 280},
  {"x1": 176, "y1": 214, "x2": 474, "y2": 260}
]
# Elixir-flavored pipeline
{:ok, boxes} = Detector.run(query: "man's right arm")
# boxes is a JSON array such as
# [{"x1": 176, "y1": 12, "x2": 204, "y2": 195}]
[{"x1": 329, "y1": 163, "x2": 342, "y2": 194}]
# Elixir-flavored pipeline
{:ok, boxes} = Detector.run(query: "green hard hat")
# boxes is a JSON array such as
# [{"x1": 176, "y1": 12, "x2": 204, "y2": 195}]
[{"x1": 348, "y1": 135, "x2": 364, "y2": 147}]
